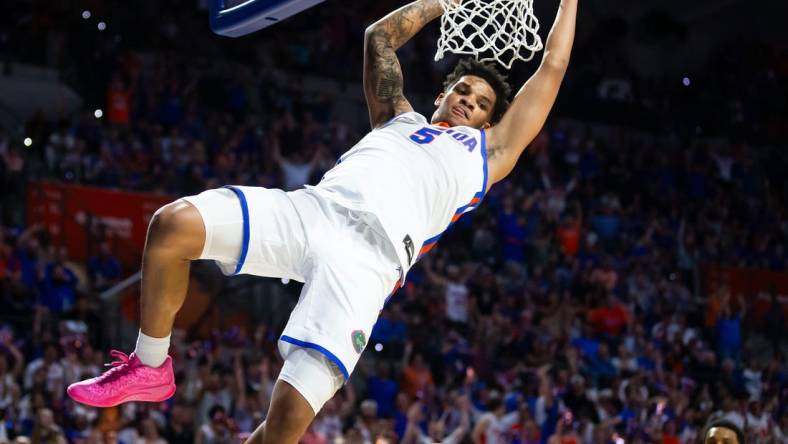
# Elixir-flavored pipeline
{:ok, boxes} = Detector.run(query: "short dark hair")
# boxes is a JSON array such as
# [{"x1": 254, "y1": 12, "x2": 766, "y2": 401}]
[
  {"x1": 209, "y1": 405, "x2": 226, "y2": 420},
  {"x1": 443, "y1": 58, "x2": 512, "y2": 125},
  {"x1": 486, "y1": 394, "x2": 503, "y2": 411},
  {"x1": 703, "y1": 419, "x2": 745, "y2": 444}
]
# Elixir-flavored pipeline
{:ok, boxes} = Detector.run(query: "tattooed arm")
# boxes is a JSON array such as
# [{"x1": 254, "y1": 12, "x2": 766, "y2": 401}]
[{"x1": 363, "y1": 0, "x2": 445, "y2": 128}]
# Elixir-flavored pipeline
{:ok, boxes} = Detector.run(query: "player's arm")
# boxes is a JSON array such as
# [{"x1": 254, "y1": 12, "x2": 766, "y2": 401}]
[
  {"x1": 485, "y1": 0, "x2": 577, "y2": 185},
  {"x1": 363, "y1": 0, "x2": 445, "y2": 128}
]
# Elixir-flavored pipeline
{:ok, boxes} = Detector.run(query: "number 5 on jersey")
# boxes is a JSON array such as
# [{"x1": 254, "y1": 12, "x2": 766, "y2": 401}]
[
  {"x1": 409, "y1": 127, "x2": 444, "y2": 144},
  {"x1": 409, "y1": 126, "x2": 478, "y2": 152}
]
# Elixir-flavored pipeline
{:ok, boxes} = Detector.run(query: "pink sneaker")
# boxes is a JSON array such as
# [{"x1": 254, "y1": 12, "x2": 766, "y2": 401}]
[{"x1": 67, "y1": 350, "x2": 176, "y2": 407}]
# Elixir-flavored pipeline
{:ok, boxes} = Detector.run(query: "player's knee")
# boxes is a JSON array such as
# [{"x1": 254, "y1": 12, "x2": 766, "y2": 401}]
[
  {"x1": 262, "y1": 357, "x2": 341, "y2": 444},
  {"x1": 149, "y1": 202, "x2": 191, "y2": 240},
  {"x1": 148, "y1": 201, "x2": 205, "y2": 259},
  {"x1": 264, "y1": 403, "x2": 312, "y2": 437}
]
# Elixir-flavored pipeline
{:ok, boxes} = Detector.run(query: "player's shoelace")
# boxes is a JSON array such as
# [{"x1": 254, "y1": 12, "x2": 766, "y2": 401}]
[{"x1": 97, "y1": 350, "x2": 133, "y2": 384}]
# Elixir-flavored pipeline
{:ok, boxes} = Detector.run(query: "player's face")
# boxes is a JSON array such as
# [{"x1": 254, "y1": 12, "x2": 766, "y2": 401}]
[
  {"x1": 704, "y1": 427, "x2": 739, "y2": 444},
  {"x1": 432, "y1": 75, "x2": 496, "y2": 129}
]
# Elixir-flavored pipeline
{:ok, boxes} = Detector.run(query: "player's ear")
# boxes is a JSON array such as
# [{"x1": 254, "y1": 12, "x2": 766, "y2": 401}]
[
  {"x1": 482, "y1": 122, "x2": 492, "y2": 129},
  {"x1": 434, "y1": 93, "x2": 445, "y2": 107}
]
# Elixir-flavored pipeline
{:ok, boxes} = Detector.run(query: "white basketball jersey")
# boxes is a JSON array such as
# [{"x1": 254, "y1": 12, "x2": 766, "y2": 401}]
[{"x1": 307, "y1": 111, "x2": 488, "y2": 278}]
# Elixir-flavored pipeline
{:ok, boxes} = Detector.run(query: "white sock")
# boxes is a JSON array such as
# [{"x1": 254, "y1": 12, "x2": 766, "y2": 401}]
[{"x1": 134, "y1": 330, "x2": 171, "y2": 368}]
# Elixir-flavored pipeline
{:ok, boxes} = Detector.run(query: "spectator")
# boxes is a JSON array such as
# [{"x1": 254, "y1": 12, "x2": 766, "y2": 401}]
[
  {"x1": 561, "y1": 375, "x2": 599, "y2": 424},
  {"x1": 271, "y1": 115, "x2": 324, "y2": 192},
  {"x1": 401, "y1": 344, "x2": 433, "y2": 400},
  {"x1": 30, "y1": 408, "x2": 66, "y2": 444},
  {"x1": 137, "y1": 417, "x2": 167, "y2": 444},
  {"x1": 196, "y1": 405, "x2": 236, "y2": 444},
  {"x1": 587, "y1": 294, "x2": 629, "y2": 338},
  {"x1": 23, "y1": 342, "x2": 63, "y2": 394},
  {"x1": 661, "y1": 419, "x2": 681, "y2": 444},
  {"x1": 402, "y1": 396, "x2": 470, "y2": 444},
  {"x1": 87, "y1": 242, "x2": 122, "y2": 293},
  {"x1": 163, "y1": 402, "x2": 195, "y2": 444},
  {"x1": 38, "y1": 257, "x2": 78, "y2": 315},
  {"x1": 472, "y1": 393, "x2": 519, "y2": 444},
  {"x1": 107, "y1": 75, "x2": 133, "y2": 126},
  {"x1": 367, "y1": 361, "x2": 399, "y2": 418},
  {"x1": 423, "y1": 258, "x2": 472, "y2": 328},
  {"x1": 546, "y1": 415, "x2": 580, "y2": 444},
  {"x1": 556, "y1": 201, "x2": 582, "y2": 257},
  {"x1": 716, "y1": 293, "x2": 746, "y2": 364}
]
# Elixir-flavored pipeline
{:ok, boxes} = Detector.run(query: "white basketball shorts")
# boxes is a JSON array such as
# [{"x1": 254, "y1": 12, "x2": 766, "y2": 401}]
[{"x1": 180, "y1": 186, "x2": 402, "y2": 412}]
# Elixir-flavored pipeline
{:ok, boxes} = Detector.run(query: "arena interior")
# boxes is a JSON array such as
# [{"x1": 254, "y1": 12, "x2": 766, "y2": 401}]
[{"x1": 0, "y1": 0, "x2": 786, "y2": 443}]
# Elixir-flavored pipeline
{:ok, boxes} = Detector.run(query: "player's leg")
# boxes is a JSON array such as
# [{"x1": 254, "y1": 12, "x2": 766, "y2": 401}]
[
  {"x1": 139, "y1": 200, "x2": 205, "y2": 342},
  {"x1": 65, "y1": 199, "x2": 205, "y2": 406},
  {"x1": 244, "y1": 381, "x2": 314, "y2": 444},
  {"x1": 245, "y1": 346, "x2": 345, "y2": 444},
  {"x1": 243, "y1": 190, "x2": 401, "y2": 443},
  {"x1": 68, "y1": 186, "x2": 308, "y2": 407},
  {"x1": 66, "y1": 199, "x2": 207, "y2": 407}
]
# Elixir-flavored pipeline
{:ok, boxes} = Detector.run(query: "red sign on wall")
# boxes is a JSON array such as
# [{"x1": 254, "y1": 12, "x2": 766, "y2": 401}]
[{"x1": 27, "y1": 181, "x2": 174, "y2": 270}]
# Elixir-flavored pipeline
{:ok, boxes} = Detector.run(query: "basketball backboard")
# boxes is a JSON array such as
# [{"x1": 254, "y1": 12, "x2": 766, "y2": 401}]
[{"x1": 209, "y1": 0, "x2": 325, "y2": 37}]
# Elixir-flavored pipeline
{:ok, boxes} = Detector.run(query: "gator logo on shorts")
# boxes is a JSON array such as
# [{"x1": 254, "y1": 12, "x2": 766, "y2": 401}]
[{"x1": 351, "y1": 330, "x2": 366, "y2": 354}]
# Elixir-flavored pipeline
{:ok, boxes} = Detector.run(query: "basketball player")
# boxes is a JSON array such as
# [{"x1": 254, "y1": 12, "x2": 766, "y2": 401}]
[
  {"x1": 703, "y1": 419, "x2": 746, "y2": 444},
  {"x1": 67, "y1": 0, "x2": 577, "y2": 442}
]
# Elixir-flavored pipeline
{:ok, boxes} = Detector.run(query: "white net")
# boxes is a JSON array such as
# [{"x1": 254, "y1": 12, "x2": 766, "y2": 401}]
[{"x1": 435, "y1": 0, "x2": 544, "y2": 70}]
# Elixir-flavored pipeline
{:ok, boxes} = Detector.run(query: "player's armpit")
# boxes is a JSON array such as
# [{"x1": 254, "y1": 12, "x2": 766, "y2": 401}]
[
  {"x1": 363, "y1": 27, "x2": 413, "y2": 128},
  {"x1": 483, "y1": 139, "x2": 516, "y2": 193},
  {"x1": 484, "y1": 61, "x2": 567, "y2": 185}
]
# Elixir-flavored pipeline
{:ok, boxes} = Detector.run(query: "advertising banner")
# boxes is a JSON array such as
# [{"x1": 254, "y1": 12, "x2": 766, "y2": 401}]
[{"x1": 27, "y1": 181, "x2": 174, "y2": 270}]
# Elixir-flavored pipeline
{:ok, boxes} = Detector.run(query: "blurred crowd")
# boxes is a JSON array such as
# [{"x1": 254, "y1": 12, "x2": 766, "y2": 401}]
[
  {"x1": 3, "y1": 99, "x2": 788, "y2": 443},
  {"x1": 1, "y1": 0, "x2": 787, "y2": 443}
]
